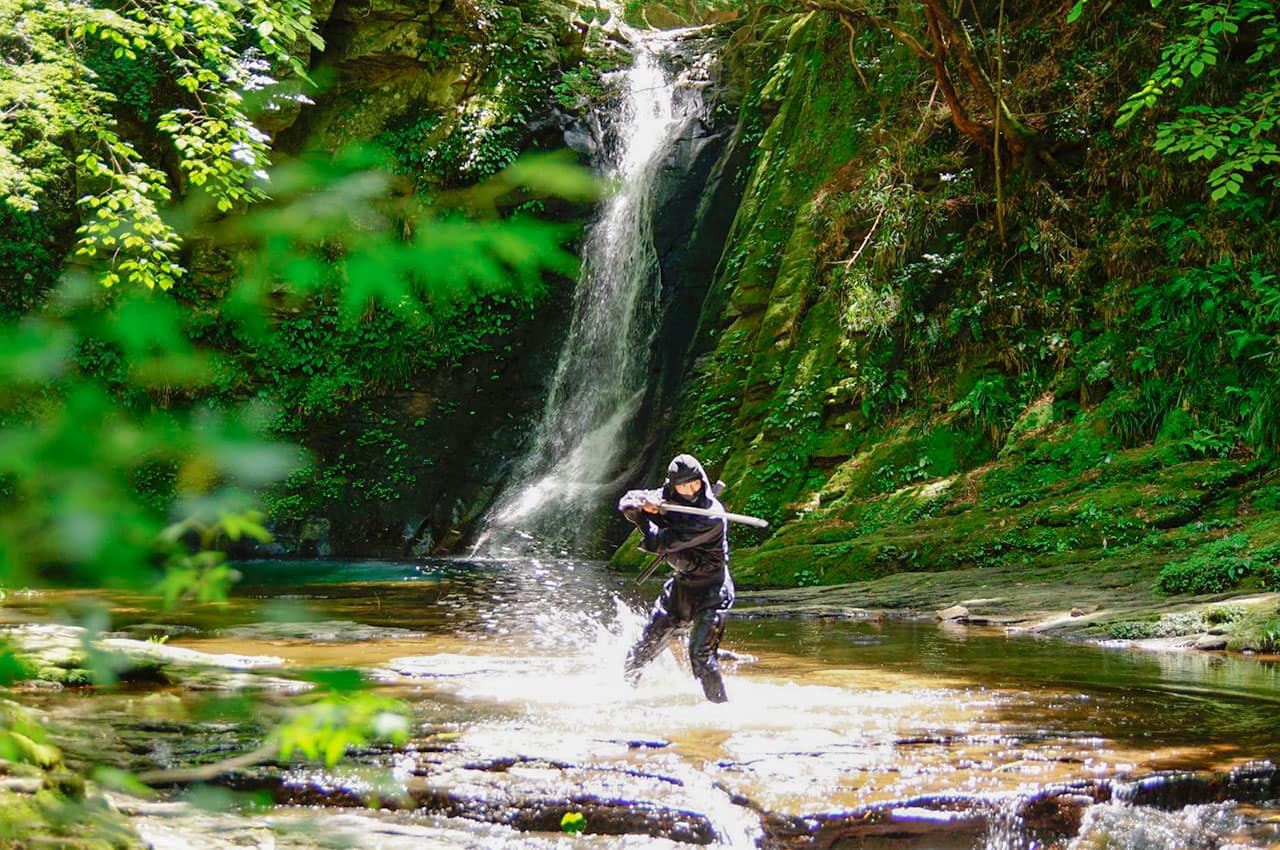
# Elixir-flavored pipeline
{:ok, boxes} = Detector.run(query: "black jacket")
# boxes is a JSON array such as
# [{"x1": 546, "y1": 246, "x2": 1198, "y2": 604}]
[{"x1": 618, "y1": 457, "x2": 729, "y2": 586}]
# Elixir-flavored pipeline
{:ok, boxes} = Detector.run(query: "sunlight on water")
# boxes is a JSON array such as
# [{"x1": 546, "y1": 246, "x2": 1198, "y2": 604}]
[{"x1": 100, "y1": 555, "x2": 1280, "y2": 848}]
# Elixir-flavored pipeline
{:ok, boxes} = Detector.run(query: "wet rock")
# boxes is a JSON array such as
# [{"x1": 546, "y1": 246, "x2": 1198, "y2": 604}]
[
  {"x1": 564, "y1": 123, "x2": 599, "y2": 156},
  {"x1": 117, "y1": 799, "x2": 689, "y2": 850},
  {"x1": 761, "y1": 798, "x2": 992, "y2": 847},
  {"x1": 757, "y1": 764, "x2": 1280, "y2": 847},
  {"x1": 1121, "y1": 762, "x2": 1280, "y2": 809},
  {"x1": 98, "y1": 639, "x2": 286, "y2": 673},
  {"x1": 937, "y1": 605, "x2": 969, "y2": 621},
  {"x1": 1017, "y1": 786, "x2": 1111, "y2": 833},
  {"x1": 1194, "y1": 634, "x2": 1229, "y2": 650},
  {"x1": 3, "y1": 623, "x2": 301, "y2": 692},
  {"x1": 223, "y1": 759, "x2": 718, "y2": 845},
  {"x1": 111, "y1": 624, "x2": 201, "y2": 641},
  {"x1": 215, "y1": 620, "x2": 424, "y2": 643}
]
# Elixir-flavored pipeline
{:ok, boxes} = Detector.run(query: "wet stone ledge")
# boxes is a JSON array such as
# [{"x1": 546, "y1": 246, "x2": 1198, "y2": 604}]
[
  {"x1": 222, "y1": 767, "x2": 718, "y2": 844},
  {"x1": 754, "y1": 761, "x2": 1280, "y2": 849}
]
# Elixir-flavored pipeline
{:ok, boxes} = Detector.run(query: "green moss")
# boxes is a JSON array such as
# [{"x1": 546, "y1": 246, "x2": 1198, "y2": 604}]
[
  {"x1": 0, "y1": 789, "x2": 144, "y2": 849},
  {"x1": 725, "y1": 411, "x2": 1280, "y2": 591},
  {"x1": 733, "y1": 542, "x2": 871, "y2": 587},
  {"x1": 608, "y1": 531, "x2": 653, "y2": 571},
  {"x1": 1155, "y1": 520, "x2": 1280, "y2": 595}
]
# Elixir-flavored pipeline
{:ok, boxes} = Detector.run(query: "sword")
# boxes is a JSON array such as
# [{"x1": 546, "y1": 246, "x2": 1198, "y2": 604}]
[{"x1": 655, "y1": 502, "x2": 770, "y2": 528}]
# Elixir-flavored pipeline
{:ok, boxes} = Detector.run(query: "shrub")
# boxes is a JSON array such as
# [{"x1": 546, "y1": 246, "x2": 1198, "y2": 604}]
[
  {"x1": 1155, "y1": 534, "x2": 1256, "y2": 594},
  {"x1": 1156, "y1": 556, "x2": 1252, "y2": 594},
  {"x1": 1203, "y1": 605, "x2": 1246, "y2": 625},
  {"x1": 1106, "y1": 621, "x2": 1155, "y2": 640}
]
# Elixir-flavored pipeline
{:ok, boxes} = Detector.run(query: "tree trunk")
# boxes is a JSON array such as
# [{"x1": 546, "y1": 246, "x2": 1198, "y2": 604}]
[{"x1": 799, "y1": 0, "x2": 1039, "y2": 160}]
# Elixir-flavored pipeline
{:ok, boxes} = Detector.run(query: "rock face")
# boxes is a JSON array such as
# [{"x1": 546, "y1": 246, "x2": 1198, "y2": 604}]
[
  {"x1": 250, "y1": 2, "x2": 750, "y2": 557},
  {"x1": 255, "y1": 0, "x2": 594, "y2": 558}
]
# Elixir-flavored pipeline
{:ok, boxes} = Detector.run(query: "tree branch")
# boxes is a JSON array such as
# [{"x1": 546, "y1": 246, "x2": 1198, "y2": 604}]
[
  {"x1": 838, "y1": 15, "x2": 872, "y2": 92},
  {"x1": 921, "y1": 0, "x2": 1033, "y2": 153},
  {"x1": 136, "y1": 742, "x2": 280, "y2": 787},
  {"x1": 922, "y1": 5, "x2": 991, "y2": 149}
]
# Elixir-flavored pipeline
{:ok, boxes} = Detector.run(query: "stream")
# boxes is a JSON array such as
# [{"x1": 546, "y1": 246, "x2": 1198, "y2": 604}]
[{"x1": 17, "y1": 557, "x2": 1278, "y2": 849}]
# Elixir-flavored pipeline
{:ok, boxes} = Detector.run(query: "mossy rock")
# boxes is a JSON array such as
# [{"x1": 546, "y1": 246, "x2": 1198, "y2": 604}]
[
  {"x1": 1225, "y1": 606, "x2": 1280, "y2": 652},
  {"x1": 0, "y1": 789, "x2": 144, "y2": 849},
  {"x1": 608, "y1": 530, "x2": 653, "y2": 572},
  {"x1": 1, "y1": 730, "x2": 63, "y2": 770},
  {"x1": 998, "y1": 393, "x2": 1058, "y2": 460},
  {"x1": 821, "y1": 431, "x2": 934, "y2": 502}
]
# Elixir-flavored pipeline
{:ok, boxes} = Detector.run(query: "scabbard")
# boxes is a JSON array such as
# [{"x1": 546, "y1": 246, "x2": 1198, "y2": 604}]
[{"x1": 634, "y1": 553, "x2": 664, "y2": 585}]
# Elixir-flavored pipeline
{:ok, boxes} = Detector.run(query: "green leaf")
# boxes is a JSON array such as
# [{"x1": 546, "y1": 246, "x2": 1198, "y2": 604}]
[
  {"x1": 561, "y1": 812, "x2": 587, "y2": 834},
  {"x1": 303, "y1": 668, "x2": 367, "y2": 693},
  {"x1": 498, "y1": 151, "x2": 601, "y2": 202},
  {"x1": 0, "y1": 647, "x2": 29, "y2": 687},
  {"x1": 92, "y1": 766, "x2": 158, "y2": 798}
]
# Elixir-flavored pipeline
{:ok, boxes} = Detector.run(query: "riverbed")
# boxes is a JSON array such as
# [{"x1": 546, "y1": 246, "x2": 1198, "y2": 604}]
[{"x1": 11, "y1": 557, "x2": 1280, "y2": 848}]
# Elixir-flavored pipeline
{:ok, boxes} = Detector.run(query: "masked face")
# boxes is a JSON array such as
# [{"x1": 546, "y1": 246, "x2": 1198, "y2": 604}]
[{"x1": 673, "y1": 479, "x2": 703, "y2": 499}]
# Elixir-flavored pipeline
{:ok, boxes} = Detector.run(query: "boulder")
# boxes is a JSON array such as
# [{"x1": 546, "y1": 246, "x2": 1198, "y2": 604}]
[{"x1": 1193, "y1": 634, "x2": 1229, "y2": 650}]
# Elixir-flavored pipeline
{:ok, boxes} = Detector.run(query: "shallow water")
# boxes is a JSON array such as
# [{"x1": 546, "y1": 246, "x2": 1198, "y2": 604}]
[{"x1": 13, "y1": 557, "x2": 1280, "y2": 848}]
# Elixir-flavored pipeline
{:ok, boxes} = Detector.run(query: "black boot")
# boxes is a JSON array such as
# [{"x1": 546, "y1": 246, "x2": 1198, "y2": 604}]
[
  {"x1": 689, "y1": 608, "x2": 729, "y2": 703},
  {"x1": 698, "y1": 670, "x2": 728, "y2": 703}
]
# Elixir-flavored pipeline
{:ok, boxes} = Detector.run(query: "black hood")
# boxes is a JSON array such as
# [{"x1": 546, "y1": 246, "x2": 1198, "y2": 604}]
[{"x1": 661, "y1": 454, "x2": 713, "y2": 508}]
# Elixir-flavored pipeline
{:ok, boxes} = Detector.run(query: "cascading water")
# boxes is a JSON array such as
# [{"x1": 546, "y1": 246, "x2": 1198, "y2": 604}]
[{"x1": 472, "y1": 36, "x2": 711, "y2": 557}]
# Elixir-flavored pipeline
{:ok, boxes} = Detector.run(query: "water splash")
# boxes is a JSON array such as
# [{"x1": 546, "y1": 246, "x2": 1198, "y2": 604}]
[
  {"x1": 472, "y1": 39, "x2": 711, "y2": 558},
  {"x1": 1067, "y1": 802, "x2": 1241, "y2": 850}
]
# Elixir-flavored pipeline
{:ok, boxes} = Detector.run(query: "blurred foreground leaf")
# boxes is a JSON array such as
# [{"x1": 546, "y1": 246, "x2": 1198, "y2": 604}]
[{"x1": 276, "y1": 672, "x2": 412, "y2": 768}]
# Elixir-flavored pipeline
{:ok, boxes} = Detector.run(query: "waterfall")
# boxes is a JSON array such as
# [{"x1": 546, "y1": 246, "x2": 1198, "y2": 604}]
[{"x1": 472, "y1": 37, "x2": 710, "y2": 557}]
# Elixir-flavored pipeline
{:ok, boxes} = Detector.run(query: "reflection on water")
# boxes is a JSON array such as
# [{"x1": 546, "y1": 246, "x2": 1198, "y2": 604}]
[{"x1": 13, "y1": 557, "x2": 1280, "y2": 848}]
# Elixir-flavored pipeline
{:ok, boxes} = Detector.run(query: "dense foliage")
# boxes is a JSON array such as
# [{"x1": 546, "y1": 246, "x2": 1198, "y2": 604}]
[
  {"x1": 1, "y1": 0, "x2": 323, "y2": 292},
  {"x1": 2, "y1": 0, "x2": 1279, "y2": 836},
  {"x1": 644, "y1": 0, "x2": 1280, "y2": 602},
  {"x1": 1, "y1": 0, "x2": 592, "y2": 836}
]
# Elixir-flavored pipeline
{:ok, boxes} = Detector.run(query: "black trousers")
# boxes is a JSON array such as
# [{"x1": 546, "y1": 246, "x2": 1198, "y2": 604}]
[{"x1": 624, "y1": 577, "x2": 731, "y2": 703}]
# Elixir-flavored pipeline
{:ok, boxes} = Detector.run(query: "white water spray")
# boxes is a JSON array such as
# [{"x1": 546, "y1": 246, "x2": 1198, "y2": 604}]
[{"x1": 472, "y1": 39, "x2": 710, "y2": 557}]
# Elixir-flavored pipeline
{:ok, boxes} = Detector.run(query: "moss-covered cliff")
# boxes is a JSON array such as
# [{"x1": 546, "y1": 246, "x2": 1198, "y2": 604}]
[
  {"x1": 219, "y1": 0, "x2": 611, "y2": 555},
  {"x1": 615, "y1": 2, "x2": 1280, "y2": 608}
]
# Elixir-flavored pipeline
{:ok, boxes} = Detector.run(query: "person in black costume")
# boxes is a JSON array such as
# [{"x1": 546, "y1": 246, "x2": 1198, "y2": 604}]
[{"x1": 618, "y1": 453, "x2": 733, "y2": 703}]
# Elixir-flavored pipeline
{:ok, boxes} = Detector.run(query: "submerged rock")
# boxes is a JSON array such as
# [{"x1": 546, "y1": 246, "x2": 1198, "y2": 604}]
[
  {"x1": 3, "y1": 623, "x2": 299, "y2": 691},
  {"x1": 214, "y1": 620, "x2": 424, "y2": 643}
]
